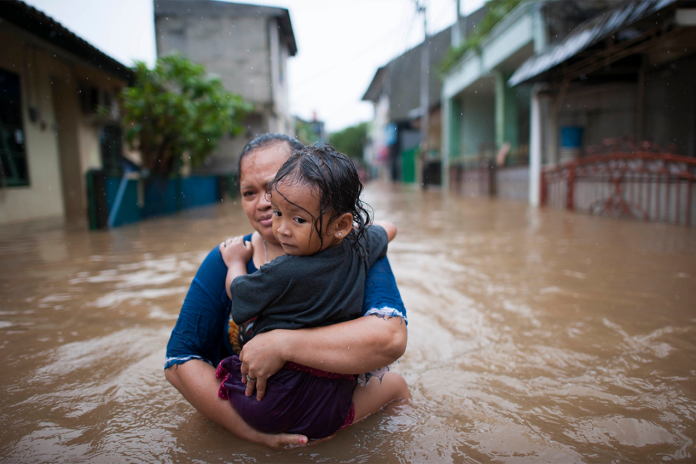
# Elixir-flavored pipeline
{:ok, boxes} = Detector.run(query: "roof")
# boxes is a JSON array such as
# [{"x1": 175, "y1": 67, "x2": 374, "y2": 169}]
[
  {"x1": 155, "y1": 0, "x2": 298, "y2": 56},
  {"x1": 362, "y1": 66, "x2": 387, "y2": 102},
  {"x1": 387, "y1": 27, "x2": 452, "y2": 121},
  {"x1": 0, "y1": 0, "x2": 134, "y2": 82},
  {"x1": 361, "y1": 6, "x2": 489, "y2": 122},
  {"x1": 508, "y1": 0, "x2": 680, "y2": 86}
]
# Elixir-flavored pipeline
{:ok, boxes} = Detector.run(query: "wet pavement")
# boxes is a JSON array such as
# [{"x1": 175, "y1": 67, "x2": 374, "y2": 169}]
[{"x1": 1, "y1": 182, "x2": 695, "y2": 463}]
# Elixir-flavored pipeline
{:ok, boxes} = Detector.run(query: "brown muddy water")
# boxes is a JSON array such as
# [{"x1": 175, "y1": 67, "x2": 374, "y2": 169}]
[{"x1": 0, "y1": 182, "x2": 695, "y2": 463}]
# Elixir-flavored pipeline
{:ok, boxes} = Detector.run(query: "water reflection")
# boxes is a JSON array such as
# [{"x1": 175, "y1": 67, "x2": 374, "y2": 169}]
[{"x1": 1, "y1": 183, "x2": 695, "y2": 462}]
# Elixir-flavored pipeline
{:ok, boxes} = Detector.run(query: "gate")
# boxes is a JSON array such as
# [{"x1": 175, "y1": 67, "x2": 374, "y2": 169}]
[{"x1": 541, "y1": 140, "x2": 696, "y2": 226}]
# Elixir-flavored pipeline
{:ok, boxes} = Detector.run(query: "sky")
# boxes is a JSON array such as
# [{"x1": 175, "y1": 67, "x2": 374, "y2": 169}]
[{"x1": 25, "y1": 0, "x2": 485, "y2": 132}]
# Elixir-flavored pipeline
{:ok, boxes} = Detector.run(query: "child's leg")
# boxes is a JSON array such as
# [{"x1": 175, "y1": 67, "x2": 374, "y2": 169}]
[{"x1": 352, "y1": 372, "x2": 410, "y2": 422}]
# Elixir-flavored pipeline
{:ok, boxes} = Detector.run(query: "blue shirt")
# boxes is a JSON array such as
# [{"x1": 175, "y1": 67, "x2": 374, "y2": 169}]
[{"x1": 165, "y1": 236, "x2": 407, "y2": 370}]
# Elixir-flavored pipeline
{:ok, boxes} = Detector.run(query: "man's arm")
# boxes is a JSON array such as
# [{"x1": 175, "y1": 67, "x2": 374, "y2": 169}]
[{"x1": 164, "y1": 360, "x2": 307, "y2": 448}]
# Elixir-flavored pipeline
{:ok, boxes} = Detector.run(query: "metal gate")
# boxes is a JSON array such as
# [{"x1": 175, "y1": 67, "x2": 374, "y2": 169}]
[{"x1": 541, "y1": 141, "x2": 696, "y2": 226}]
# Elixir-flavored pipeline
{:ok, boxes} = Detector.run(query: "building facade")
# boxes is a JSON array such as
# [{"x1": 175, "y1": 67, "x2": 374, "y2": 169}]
[
  {"x1": 510, "y1": 0, "x2": 696, "y2": 225},
  {"x1": 154, "y1": 0, "x2": 297, "y2": 174},
  {"x1": 362, "y1": 6, "x2": 488, "y2": 185},
  {"x1": 0, "y1": 0, "x2": 133, "y2": 225},
  {"x1": 441, "y1": 1, "x2": 623, "y2": 200}
]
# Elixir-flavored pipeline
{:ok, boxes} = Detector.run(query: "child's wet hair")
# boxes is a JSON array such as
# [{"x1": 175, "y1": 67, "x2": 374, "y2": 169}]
[{"x1": 267, "y1": 143, "x2": 372, "y2": 258}]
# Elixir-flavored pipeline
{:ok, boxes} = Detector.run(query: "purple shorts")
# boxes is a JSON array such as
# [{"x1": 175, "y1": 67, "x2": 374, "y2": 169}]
[{"x1": 216, "y1": 356, "x2": 357, "y2": 439}]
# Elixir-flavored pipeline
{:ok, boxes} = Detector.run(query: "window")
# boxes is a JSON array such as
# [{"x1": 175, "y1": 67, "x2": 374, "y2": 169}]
[
  {"x1": 0, "y1": 68, "x2": 29, "y2": 186},
  {"x1": 100, "y1": 124, "x2": 123, "y2": 175}
]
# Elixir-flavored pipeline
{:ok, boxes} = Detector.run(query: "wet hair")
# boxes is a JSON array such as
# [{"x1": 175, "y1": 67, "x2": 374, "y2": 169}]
[
  {"x1": 237, "y1": 133, "x2": 304, "y2": 184},
  {"x1": 267, "y1": 143, "x2": 372, "y2": 259}
]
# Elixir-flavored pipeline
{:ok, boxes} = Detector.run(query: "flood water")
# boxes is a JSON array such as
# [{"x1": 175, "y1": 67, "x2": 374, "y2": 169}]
[{"x1": 1, "y1": 182, "x2": 695, "y2": 463}]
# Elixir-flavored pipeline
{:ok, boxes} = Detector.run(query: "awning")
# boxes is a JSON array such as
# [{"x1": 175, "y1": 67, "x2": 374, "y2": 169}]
[{"x1": 508, "y1": 0, "x2": 679, "y2": 86}]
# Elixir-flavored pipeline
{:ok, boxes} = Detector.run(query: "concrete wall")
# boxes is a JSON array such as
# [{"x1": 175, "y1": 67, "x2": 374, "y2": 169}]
[
  {"x1": 644, "y1": 54, "x2": 696, "y2": 157},
  {"x1": 458, "y1": 94, "x2": 496, "y2": 158},
  {"x1": 558, "y1": 84, "x2": 637, "y2": 149},
  {"x1": 157, "y1": 15, "x2": 273, "y2": 104},
  {"x1": 0, "y1": 32, "x2": 64, "y2": 224},
  {"x1": 0, "y1": 29, "x2": 128, "y2": 225},
  {"x1": 156, "y1": 14, "x2": 295, "y2": 173}
]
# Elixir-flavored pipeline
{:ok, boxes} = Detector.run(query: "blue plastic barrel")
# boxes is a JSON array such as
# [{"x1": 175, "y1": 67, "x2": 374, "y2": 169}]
[{"x1": 560, "y1": 126, "x2": 584, "y2": 148}]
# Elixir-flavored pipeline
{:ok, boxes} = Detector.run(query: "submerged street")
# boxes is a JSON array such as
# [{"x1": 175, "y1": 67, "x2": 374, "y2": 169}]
[{"x1": 1, "y1": 182, "x2": 695, "y2": 463}]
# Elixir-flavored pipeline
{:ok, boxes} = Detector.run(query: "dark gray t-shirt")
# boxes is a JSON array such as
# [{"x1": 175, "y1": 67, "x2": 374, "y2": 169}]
[{"x1": 229, "y1": 225, "x2": 388, "y2": 339}]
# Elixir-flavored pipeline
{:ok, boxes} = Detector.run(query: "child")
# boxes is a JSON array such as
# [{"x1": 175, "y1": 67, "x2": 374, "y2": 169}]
[{"x1": 216, "y1": 143, "x2": 409, "y2": 440}]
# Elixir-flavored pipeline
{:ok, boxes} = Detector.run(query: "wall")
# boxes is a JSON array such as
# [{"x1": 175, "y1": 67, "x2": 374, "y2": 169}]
[
  {"x1": 0, "y1": 28, "x2": 129, "y2": 225},
  {"x1": 644, "y1": 55, "x2": 696, "y2": 157},
  {"x1": 157, "y1": 13, "x2": 297, "y2": 174},
  {"x1": 458, "y1": 93, "x2": 496, "y2": 158},
  {"x1": 0, "y1": 32, "x2": 65, "y2": 224},
  {"x1": 557, "y1": 84, "x2": 637, "y2": 149},
  {"x1": 157, "y1": 15, "x2": 272, "y2": 105}
]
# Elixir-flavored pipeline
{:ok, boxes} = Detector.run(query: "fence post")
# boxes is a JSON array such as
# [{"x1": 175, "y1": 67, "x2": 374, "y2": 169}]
[
  {"x1": 567, "y1": 165, "x2": 575, "y2": 211},
  {"x1": 540, "y1": 170, "x2": 547, "y2": 206}
]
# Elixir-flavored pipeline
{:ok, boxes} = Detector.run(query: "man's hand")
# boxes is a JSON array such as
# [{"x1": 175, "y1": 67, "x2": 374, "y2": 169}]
[
  {"x1": 220, "y1": 236, "x2": 253, "y2": 266},
  {"x1": 239, "y1": 330, "x2": 290, "y2": 401}
]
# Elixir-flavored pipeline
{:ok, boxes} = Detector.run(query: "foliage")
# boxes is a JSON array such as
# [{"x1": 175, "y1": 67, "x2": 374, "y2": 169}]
[
  {"x1": 439, "y1": 0, "x2": 525, "y2": 77},
  {"x1": 118, "y1": 54, "x2": 253, "y2": 176},
  {"x1": 329, "y1": 122, "x2": 368, "y2": 160}
]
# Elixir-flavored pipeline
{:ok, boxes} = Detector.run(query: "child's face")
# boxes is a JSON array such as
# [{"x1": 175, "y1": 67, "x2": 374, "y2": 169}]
[{"x1": 269, "y1": 181, "x2": 333, "y2": 256}]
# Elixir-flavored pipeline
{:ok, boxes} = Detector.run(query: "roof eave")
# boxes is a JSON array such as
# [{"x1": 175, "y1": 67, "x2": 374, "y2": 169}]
[
  {"x1": 0, "y1": 0, "x2": 134, "y2": 83},
  {"x1": 508, "y1": 0, "x2": 683, "y2": 87}
]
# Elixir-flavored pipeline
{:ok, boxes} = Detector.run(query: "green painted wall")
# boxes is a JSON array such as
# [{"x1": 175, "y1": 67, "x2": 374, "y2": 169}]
[
  {"x1": 459, "y1": 93, "x2": 496, "y2": 158},
  {"x1": 449, "y1": 98, "x2": 461, "y2": 159},
  {"x1": 495, "y1": 71, "x2": 519, "y2": 148}
]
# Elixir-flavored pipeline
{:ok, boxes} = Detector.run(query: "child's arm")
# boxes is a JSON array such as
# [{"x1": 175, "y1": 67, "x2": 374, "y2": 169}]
[
  {"x1": 373, "y1": 220, "x2": 397, "y2": 242},
  {"x1": 220, "y1": 236, "x2": 254, "y2": 300}
]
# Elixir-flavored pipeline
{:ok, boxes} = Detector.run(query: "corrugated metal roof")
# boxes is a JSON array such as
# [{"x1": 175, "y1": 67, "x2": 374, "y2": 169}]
[
  {"x1": 508, "y1": 0, "x2": 678, "y2": 86},
  {"x1": 0, "y1": 0, "x2": 134, "y2": 82},
  {"x1": 361, "y1": 5, "x2": 490, "y2": 122}
]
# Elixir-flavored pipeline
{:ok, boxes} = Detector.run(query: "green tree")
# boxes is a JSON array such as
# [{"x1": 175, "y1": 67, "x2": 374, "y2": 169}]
[
  {"x1": 119, "y1": 54, "x2": 253, "y2": 176},
  {"x1": 329, "y1": 122, "x2": 368, "y2": 160}
]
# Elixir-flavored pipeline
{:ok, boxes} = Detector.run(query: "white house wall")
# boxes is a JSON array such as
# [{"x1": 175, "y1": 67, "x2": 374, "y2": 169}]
[{"x1": 0, "y1": 34, "x2": 64, "y2": 224}]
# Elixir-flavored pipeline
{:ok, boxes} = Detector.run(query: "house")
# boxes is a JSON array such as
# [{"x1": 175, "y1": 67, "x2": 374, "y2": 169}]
[
  {"x1": 0, "y1": 0, "x2": 134, "y2": 225},
  {"x1": 362, "y1": 6, "x2": 489, "y2": 185},
  {"x1": 509, "y1": 0, "x2": 696, "y2": 225},
  {"x1": 440, "y1": 1, "x2": 621, "y2": 200},
  {"x1": 154, "y1": 0, "x2": 297, "y2": 174}
]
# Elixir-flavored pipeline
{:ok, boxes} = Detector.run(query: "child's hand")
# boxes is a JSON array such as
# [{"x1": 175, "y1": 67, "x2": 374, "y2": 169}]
[
  {"x1": 373, "y1": 220, "x2": 397, "y2": 242},
  {"x1": 219, "y1": 236, "x2": 253, "y2": 266}
]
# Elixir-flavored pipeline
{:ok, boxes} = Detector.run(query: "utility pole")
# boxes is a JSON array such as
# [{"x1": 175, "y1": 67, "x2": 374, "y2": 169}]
[
  {"x1": 417, "y1": 1, "x2": 429, "y2": 187},
  {"x1": 452, "y1": 0, "x2": 463, "y2": 46}
]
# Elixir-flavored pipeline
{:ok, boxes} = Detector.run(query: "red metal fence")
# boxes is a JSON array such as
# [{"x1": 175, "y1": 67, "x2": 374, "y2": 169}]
[{"x1": 541, "y1": 142, "x2": 696, "y2": 226}]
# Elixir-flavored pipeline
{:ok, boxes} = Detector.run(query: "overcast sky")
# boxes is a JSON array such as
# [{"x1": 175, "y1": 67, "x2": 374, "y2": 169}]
[{"x1": 25, "y1": 0, "x2": 485, "y2": 132}]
